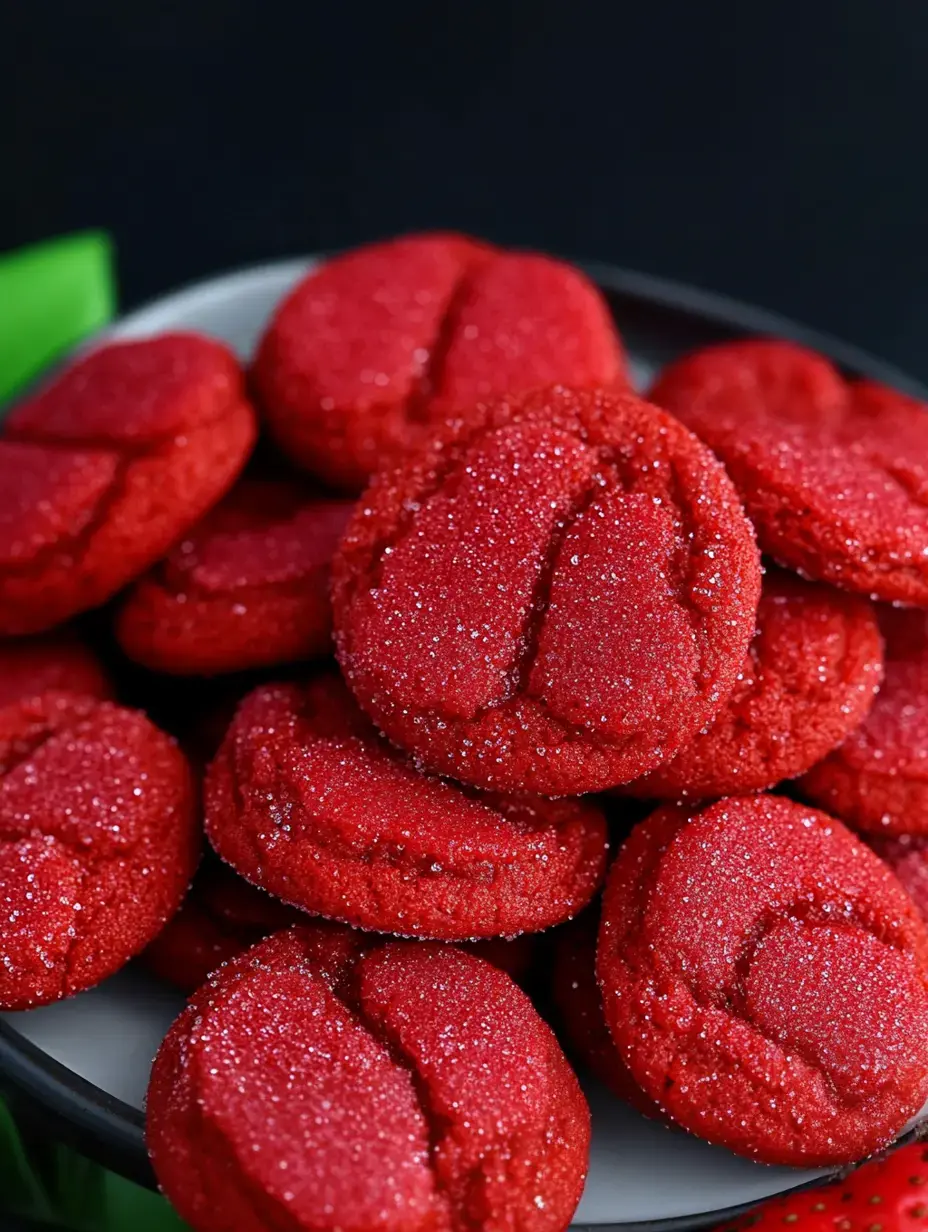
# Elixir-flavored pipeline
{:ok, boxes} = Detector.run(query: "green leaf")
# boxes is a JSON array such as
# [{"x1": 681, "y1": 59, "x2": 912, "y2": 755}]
[
  {"x1": 0, "y1": 1095, "x2": 190, "y2": 1229},
  {"x1": 0, "y1": 231, "x2": 116, "y2": 404},
  {"x1": 0, "y1": 1096, "x2": 56, "y2": 1222}
]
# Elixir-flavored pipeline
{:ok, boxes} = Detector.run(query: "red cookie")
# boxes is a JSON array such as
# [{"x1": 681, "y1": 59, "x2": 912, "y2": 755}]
[
  {"x1": 551, "y1": 910, "x2": 663, "y2": 1119},
  {"x1": 0, "y1": 334, "x2": 257, "y2": 635},
  {"x1": 142, "y1": 860, "x2": 305, "y2": 991},
  {"x1": 0, "y1": 629, "x2": 113, "y2": 709},
  {"x1": 650, "y1": 341, "x2": 928, "y2": 603},
  {"x1": 597, "y1": 795, "x2": 928, "y2": 1165},
  {"x1": 253, "y1": 233, "x2": 626, "y2": 490},
  {"x1": 0, "y1": 693, "x2": 198, "y2": 1009},
  {"x1": 800, "y1": 606, "x2": 928, "y2": 835},
  {"x1": 147, "y1": 929, "x2": 589, "y2": 1232},
  {"x1": 205, "y1": 673, "x2": 608, "y2": 938},
  {"x1": 333, "y1": 384, "x2": 761, "y2": 795},
  {"x1": 116, "y1": 479, "x2": 353, "y2": 675},
  {"x1": 620, "y1": 569, "x2": 883, "y2": 800}
]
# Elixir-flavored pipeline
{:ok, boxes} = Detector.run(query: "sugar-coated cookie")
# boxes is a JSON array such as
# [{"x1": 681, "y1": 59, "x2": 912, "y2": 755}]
[
  {"x1": 598, "y1": 794, "x2": 928, "y2": 1164},
  {"x1": 333, "y1": 384, "x2": 761, "y2": 794},
  {"x1": 800, "y1": 606, "x2": 928, "y2": 834},
  {"x1": 651, "y1": 341, "x2": 928, "y2": 603},
  {"x1": 205, "y1": 674, "x2": 608, "y2": 938},
  {"x1": 253, "y1": 233, "x2": 626, "y2": 489},
  {"x1": 620, "y1": 570, "x2": 883, "y2": 800},
  {"x1": 147, "y1": 928, "x2": 590, "y2": 1232},
  {"x1": 0, "y1": 693, "x2": 198, "y2": 1008},
  {"x1": 117, "y1": 479, "x2": 352, "y2": 675},
  {"x1": 0, "y1": 334, "x2": 256, "y2": 634}
]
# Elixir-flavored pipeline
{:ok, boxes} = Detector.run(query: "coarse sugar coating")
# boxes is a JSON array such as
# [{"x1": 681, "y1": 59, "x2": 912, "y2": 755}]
[
  {"x1": 0, "y1": 692, "x2": 199, "y2": 1009},
  {"x1": 0, "y1": 333, "x2": 257, "y2": 635},
  {"x1": 597, "y1": 794, "x2": 928, "y2": 1165},
  {"x1": 619, "y1": 569, "x2": 884, "y2": 800},
  {"x1": 650, "y1": 340, "x2": 928, "y2": 603},
  {"x1": 116, "y1": 479, "x2": 353, "y2": 675},
  {"x1": 205, "y1": 673, "x2": 608, "y2": 938},
  {"x1": 332, "y1": 384, "x2": 762, "y2": 795},
  {"x1": 799, "y1": 605, "x2": 928, "y2": 834},
  {"x1": 252, "y1": 232, "x2": 627, "y2": 490},
  {"x1": 147, "y1": 928, "x2": 590, "y2": 1232},
  {"x1": 0, "y1": 628, "x2": 113, "y2": 709}
]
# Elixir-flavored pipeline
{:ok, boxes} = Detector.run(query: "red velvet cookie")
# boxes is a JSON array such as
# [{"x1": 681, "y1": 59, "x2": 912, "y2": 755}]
[
  {"x1": 551, "y1": 910, "x2": 663, "y2": 1118},
  {"x1": 205, "y1": 673, "x2": 608, "y2": 938},
  {"x1": 0, "y1": 629, "x2": 113, "y2": 709},
  {"x1": 620, "y1": 569, "x2": 883, "y2": 800},
  {"x1": 116, "y1": 479, "x2": 353, "y2": 675},
  {"x1": 650, "y1": 341, "x2": 928, "y2": 603},
  {"x1": 0, "y1": 692, "x2": 198, "y2": 1008},
  {"x1": 0, "y1": 333, "x2": 257, "y2": 635},
  {"x1": 142, "y1": 860, "x2": 305, "y2": 991},
  {"x1": 147, "y1": 928, "x2": 590, "y2": 1232},
  {"x1": 597, "y1": 795, "x2": 928, "y2": 1165},
  {"x1": 800, "y1": 606, "x2": 928, "y2": 834},
  {"x1": 333, "y1": 385, "x2": 761, "y2": 795},
  {"x1": 253, "y1": 233, "x2": 626, "y2": 490}
]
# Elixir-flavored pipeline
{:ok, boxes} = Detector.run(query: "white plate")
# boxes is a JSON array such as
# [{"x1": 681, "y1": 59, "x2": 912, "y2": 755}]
[{"x1": 2, "y1": 258, "x2": 925, "y2": 1231}]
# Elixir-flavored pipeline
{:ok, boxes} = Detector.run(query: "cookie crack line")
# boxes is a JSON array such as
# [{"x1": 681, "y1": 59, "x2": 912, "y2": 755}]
[
  {"x1": 404, "y1": 266, "x2": 480, "y2": 427},
  {"x1": 0, "y1": 453, "x2": 133, "y2": 582},
  {"x1": 0, "y1": 718, "x2": 84, "y2": 778},
  {"x1": 351, "y1": 438, "x2": 716, "y2": 739},
  {"x1": 3, "y1": 395, "x2": 243, "y2": 456},
  {"x1": 510, "y1": 476, "x2": 614, "y2": 698},
  {"x1": 346, "y1": 419, "x2": 511, "y2": 606},
  {"x1": 616, "y1": 893, "x2": 920, "y2": 1112},
  {"x1": 334, "y1": 967, "x2": 458, "y2": 1227},
  {"x1": 0, "y1": 828, "x2": 169, "y2": 1004},
  {"x1": 225, "y1": 721, "x2": 535, "y2": 890},
  {"x1": 732, "y1": 450, "x2": 928, "y2": 579},
  {"x1": 0, "y1": 392, "x2": 252, "y2": 579}
]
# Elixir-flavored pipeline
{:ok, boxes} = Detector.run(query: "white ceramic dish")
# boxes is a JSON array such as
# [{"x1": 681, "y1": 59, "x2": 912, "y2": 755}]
[{"x1": 2, "y1": 256, "x2": 925, "y2": 1232}]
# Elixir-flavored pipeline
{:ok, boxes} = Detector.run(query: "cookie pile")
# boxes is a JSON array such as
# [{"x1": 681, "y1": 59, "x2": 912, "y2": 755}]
[{"x1": 3, "y1": 233, "x2": 928, "y2": 1232}]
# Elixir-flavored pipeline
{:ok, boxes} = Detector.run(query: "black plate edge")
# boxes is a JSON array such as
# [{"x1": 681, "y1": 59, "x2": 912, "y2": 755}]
[{"x1": 1, "y1": 255, "x2": 926, "y2": 1231}]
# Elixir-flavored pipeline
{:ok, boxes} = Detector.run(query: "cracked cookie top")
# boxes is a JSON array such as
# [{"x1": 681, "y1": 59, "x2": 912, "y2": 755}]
[
  {"x1": 0, "y1": 333, "x2": 257, "y2": 635},
  {"x1": 650, "y1": 340, "x2": 928, "y2": 603},
  {"x1": 204, "y1": 673, "x2": 608, "y2": 939},
  {"x1": 333, "y1": 384, "x2": 762, "y2": 794},
  {"x1": 619, "y1": 568, "x2": 884, "y2": 800},
  {"x1": 0, "y1": 692, "x2": 199, "y2": 1008},
  {"x1": 252, "y1": 232, "x2": 627, "y2": 491},
  {"x1": 597, "y1": 794, "x2": 928, "y2": 1165},
  {"x1": 147, "y1": 928, "x2": 589, "y2": 1232}
]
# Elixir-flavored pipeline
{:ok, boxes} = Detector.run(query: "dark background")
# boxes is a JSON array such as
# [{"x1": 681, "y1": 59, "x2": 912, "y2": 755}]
[{"x1": 4, "y1": 0, "x2": 928, "y2": 377}]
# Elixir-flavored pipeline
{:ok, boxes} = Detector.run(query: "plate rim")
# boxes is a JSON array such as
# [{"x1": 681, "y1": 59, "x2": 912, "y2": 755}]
[{"x1": 1, "y1": 252, "x2": 925, "y2": 1231}]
